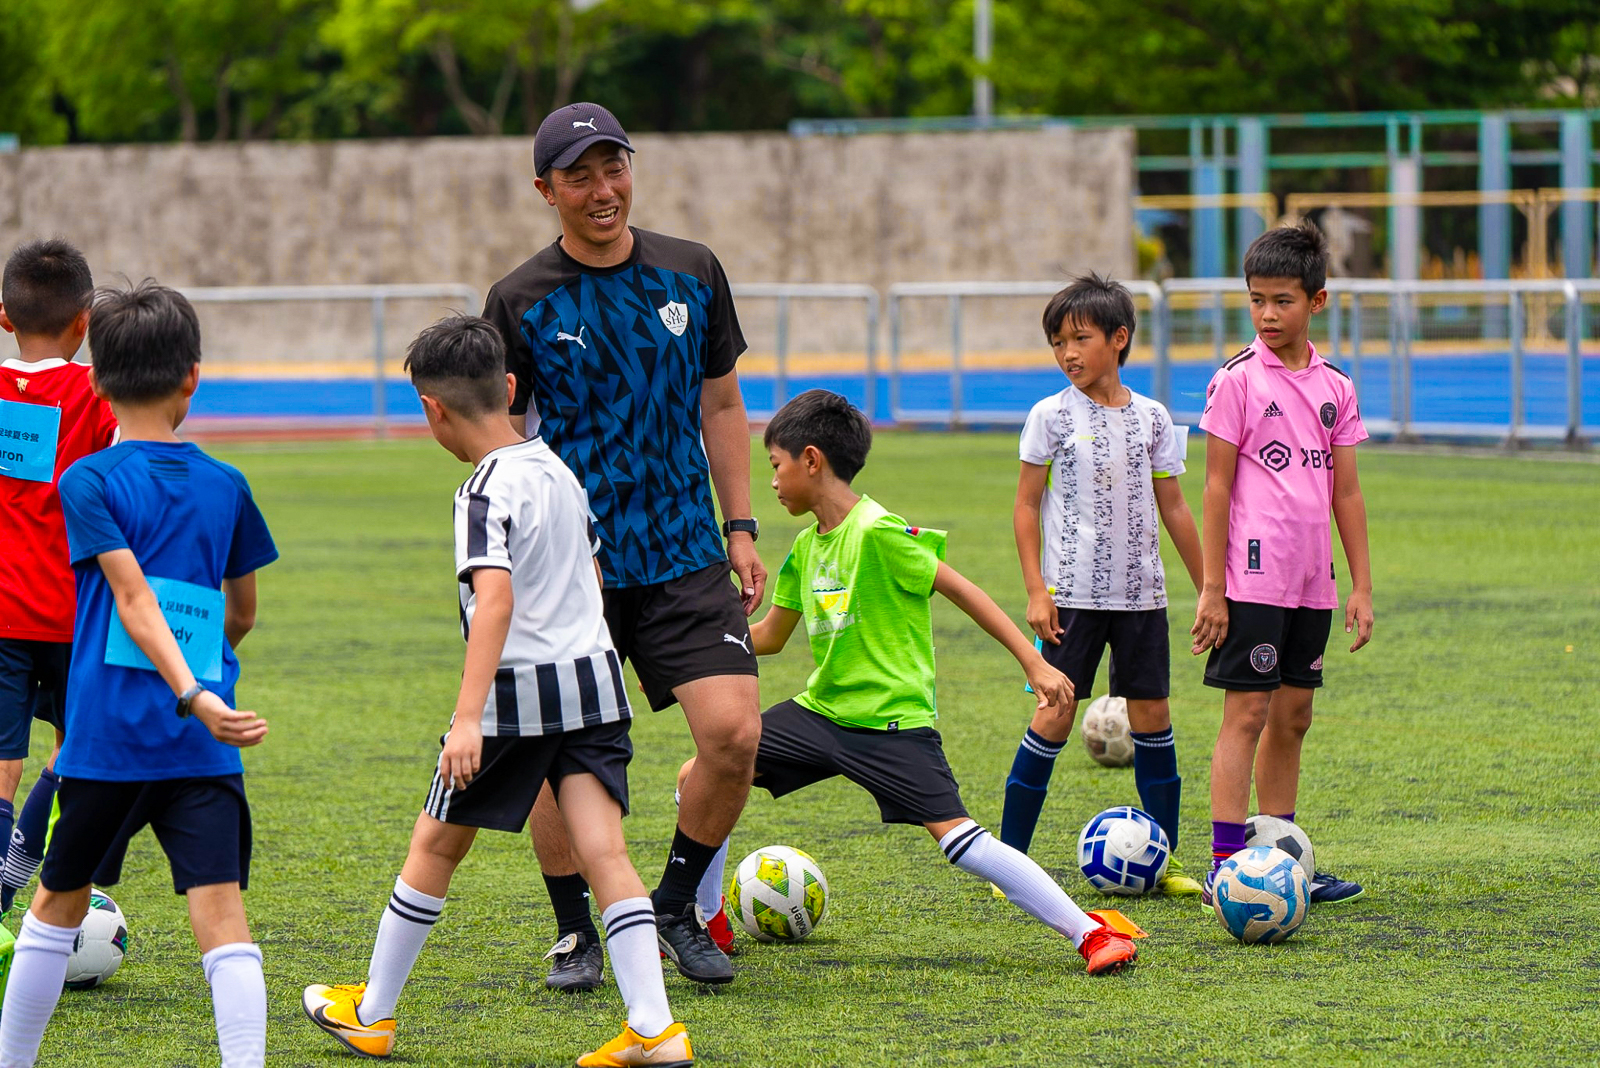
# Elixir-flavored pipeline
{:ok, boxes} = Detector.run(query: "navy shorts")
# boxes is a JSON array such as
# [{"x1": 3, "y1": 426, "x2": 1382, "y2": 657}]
[
  {"x1": 603, "y1": 562, "x2": 759, "y2": 711},
  {"x1": 1204, "y1": 600, "x2": 1333, "y2": 692},
  {"x1": 1041, "y1": 607, "x2": 1171, "y2": 702},
  {"x1": 423, "y1": 719, "x2": 633, "y2": 833},
  {"x1": 753, "y1": 700, "x2": 968, "y2": 826},
  {"x1": 0, "y1": 639, "x2": 70, "y2": 760},
  {"x1": 42, "y1": 774, "x2": 252, "y2": 894}
]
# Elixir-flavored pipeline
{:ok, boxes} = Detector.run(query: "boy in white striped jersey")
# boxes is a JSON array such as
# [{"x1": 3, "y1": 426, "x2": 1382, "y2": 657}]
[
  {"x1": 301, "y1": 316, "x2": 693, "y2": 1068},
  {"x1": 1001, "y1": 274, "x2": 1205, "y2": 894}
]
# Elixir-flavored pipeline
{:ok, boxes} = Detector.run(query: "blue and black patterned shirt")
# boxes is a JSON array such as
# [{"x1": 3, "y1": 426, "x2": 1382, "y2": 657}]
[{"x1": 484, "y1": 228, "x2": 746, "y2": 588}]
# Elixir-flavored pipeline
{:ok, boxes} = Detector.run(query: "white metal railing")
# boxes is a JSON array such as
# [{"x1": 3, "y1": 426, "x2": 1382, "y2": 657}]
[
  {"x1": 180, "y1": 283, "x2": 480, "y2": 437},
  {"x1": 887, "y1": 277, "x2": 1598, "y2": 445},
  {"x1": 732, "y1": 283, "x2": 879, "y2": 418}
]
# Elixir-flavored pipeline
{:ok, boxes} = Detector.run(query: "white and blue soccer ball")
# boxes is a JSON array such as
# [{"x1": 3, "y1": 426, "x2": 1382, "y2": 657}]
[
  {"x1": 63, "y1": 889, "x2": 128, "y2": 989},
  {"x1": 1212, "y1": 846, "x2": 1310, "y2": 944},
  {"x1": 1077, "y1": 805, "x2": 1170, "y2": 895}
]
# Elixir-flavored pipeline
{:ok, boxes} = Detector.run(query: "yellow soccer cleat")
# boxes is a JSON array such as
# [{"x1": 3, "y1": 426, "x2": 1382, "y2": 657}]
[
  {"x1": 577, "y1": 1022, "x2": 694, "y2": 1068},
  {"x1": 989, "y1": 882, "x2": 1007, "y2": 900},
  {"x1": 302, "y1": 982, "x2": 396, "y2": 1059},
  {"x1": 1156, "y1": 857, "x2": 1203, "y2": 897}
]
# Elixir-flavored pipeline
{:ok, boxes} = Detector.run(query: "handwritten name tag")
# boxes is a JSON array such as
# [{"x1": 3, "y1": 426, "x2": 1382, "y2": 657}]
[
  {"x1": 0, "y1": 399, "x2": 61, "y2": 484},
  {"x1": 105, "y1": 576, "x2": 225, "y2": 683}
]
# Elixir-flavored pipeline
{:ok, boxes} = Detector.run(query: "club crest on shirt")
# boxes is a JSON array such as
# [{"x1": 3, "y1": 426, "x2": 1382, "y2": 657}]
[
  {"x1": 1320, "y1": 402, "x2": 1337, "y2": 429},
  {"x1": 657, "y1": 301, "x2": 689, "y2": 337},
  {"x1": 14, "y1": 378, "x2": 28, "y2": 392}
]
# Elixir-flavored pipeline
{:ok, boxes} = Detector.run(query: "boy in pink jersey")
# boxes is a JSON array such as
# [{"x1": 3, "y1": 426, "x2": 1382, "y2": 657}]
[{"x1": 1191, "y1": 221, "x2": 1373, "y2": 908}]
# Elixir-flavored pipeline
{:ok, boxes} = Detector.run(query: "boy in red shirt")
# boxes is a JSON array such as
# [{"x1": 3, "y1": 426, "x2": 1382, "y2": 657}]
[{"x1": 0, "y1": 239, "x2": 119, "y2": 913}]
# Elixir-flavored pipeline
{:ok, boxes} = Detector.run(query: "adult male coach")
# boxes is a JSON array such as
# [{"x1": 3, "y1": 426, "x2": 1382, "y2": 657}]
[{"x1": 483, "y1": 102, "x2": 763, "y2": 989}]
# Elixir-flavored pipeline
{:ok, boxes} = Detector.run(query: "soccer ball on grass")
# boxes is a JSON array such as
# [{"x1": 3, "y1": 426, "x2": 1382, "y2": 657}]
[
  {"x1": 63, "y1": 889, "x2": 128, "y2": 989},
  {"x1": 727, "y1": 846, "x2": 828, "y2": 942},
  {"x1": 1077, "y1": 805, "x2": 1169, "y2": 895},
  {"x1": 1080, "y1": 695, "x2": 1134, "y2": 767},
  {"x1": 1212, "y1": 846, "x2": 1309, "y2": 944},
  {"x1": 1244, "y1": 814, "x2": 1315, "y2": 879}
]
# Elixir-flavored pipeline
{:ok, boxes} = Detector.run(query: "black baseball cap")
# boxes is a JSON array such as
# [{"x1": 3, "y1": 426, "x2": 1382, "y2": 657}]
[{"x1": 534, "y1": 103, "x2": 634, "y2": 176}]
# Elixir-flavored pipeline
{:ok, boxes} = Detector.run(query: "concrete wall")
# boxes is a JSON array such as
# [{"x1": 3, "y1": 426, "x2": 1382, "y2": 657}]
[{"x1": 0, "y1": 129, "x2": 1134, "y2": 368}]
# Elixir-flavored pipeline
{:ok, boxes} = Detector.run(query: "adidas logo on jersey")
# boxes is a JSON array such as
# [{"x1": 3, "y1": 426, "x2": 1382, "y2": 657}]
[{"x1": 1263, "y1": 401, "x2": 1284, "y2": 418}]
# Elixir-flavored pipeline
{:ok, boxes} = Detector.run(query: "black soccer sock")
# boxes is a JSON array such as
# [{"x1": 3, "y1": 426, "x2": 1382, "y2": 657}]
[
  {"x1": 653, "y1": 827, "x2": 722, "y2": 915},
  {"x1": 543, "y1": 872, "x2": 598, "y2": 942}
]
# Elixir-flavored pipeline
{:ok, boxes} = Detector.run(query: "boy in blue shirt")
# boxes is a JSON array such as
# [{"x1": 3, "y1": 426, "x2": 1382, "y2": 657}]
[{"x1": 0, "y1": 280, "x2": 277, "y2": 1068}]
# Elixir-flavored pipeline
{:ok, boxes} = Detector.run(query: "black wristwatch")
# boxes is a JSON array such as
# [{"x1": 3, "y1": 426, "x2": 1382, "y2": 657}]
[
  {"x1": 722, "y1": 518, "x2": 759, "y2": 542},
  {"x1": 176, "y1": 683, "x2": 206, "y2": 719}
]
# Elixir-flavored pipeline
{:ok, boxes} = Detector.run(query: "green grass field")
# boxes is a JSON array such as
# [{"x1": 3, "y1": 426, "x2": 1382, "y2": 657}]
[{"x1": 19, "y1": 434, "x2": 1600, "y2": 1066}]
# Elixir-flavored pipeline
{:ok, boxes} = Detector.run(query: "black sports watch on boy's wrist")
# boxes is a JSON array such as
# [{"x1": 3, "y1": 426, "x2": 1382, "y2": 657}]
[
  {"x1": 176, "y1": 683, "x2": 206, "y2": 719},
  {"x1": 722, "y1": 518, "x2": 760, "y2": 542}
]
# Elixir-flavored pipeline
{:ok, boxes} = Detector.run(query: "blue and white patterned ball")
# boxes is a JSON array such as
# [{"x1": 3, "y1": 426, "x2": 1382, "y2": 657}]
[
  {"x1": 1077, "y1": 805, "x2": 1170, "y2": 895},
  {"x1": 1213, "y1": 846, "x2": 1310, "y2": 944}
]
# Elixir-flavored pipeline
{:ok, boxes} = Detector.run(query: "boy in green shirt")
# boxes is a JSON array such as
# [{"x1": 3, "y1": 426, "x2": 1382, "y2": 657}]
[{"x1": 683, "y1": 389, "x2": 1138, "y2": 975}]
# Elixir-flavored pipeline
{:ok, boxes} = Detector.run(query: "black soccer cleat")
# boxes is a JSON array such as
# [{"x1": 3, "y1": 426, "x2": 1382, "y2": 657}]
[
  {"x1": 655, "y1": 903, "x2": 734, "y2": 985},
  {"x1": 543, "y1": 933, "x2": 605, "y2": 993}
]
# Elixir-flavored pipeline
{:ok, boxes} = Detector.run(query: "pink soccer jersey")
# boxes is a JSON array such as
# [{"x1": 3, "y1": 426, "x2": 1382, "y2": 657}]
[{"x1": 1199, "y1": 336, "x2": 1367, "y2": 609}]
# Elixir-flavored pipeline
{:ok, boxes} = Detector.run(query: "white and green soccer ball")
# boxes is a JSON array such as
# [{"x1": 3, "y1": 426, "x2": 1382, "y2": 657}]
[{"x1": 727, "y1": 845, "x2": 829, "y2": 942}]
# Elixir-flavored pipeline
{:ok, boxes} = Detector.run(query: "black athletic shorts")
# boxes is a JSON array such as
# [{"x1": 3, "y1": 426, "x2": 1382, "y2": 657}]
[
  {"x1": 422, "y1": 719, "x2": 632, "y2": 833},
  {"x1": 0, "y1": 639, "x2": 69, "y2": 760},
  {"x1": 753, "y1": 700, "x2": 968, "y2": 826},
  {"x1": 603, "y1": 561, "x2": 759, "y2": 711},
  {"x1": 1041, "y1": 607, "x2": 1171, "y2": 701},
  {"x1": 42, "y1": 774, "x2": 252, "y2": 895},
  {"x1": 1204, "y1": 600, "x2": 1333, "y2": 692}
]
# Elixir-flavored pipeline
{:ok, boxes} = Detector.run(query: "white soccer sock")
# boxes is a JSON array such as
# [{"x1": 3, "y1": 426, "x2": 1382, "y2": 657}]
[
  {"x1": 939, "y1": 820, "x2": 1099, "y2": 947},
  {"x1": 0, "y1": 912, "x2": 77, "y2": 1068},
  {"x1": 695, "y1": 839, "x2": 730, "y2": 918},
  {"x1": 202, "y1": 942, "x2": 266, "y2": 1068},
  {"x1": 601, "y1": 897, "x2": 673, "y2": 1039},
  {"x1": 359, "y1": 877, "x2": 444, "y2": 1026}
]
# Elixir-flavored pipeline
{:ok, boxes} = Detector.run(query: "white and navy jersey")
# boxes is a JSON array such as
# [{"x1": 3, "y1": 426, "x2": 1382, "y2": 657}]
[
  {"x1": 1019, "y1": 386, "x2": 1187, "y2": 612},
  {"x1": 454, "y1": 437, "x2": 630, "y2": 737}
]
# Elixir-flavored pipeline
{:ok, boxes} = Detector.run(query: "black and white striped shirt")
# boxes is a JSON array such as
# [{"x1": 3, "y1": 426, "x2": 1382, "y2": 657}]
[{"x1": 454, "y1": 437, "x2": 630, "y2": 736}]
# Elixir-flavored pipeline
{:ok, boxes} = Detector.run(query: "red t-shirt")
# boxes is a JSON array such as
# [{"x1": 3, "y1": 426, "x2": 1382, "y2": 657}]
[{"x1": 0, "y1": 358, "x2": 118, "y2": 642}]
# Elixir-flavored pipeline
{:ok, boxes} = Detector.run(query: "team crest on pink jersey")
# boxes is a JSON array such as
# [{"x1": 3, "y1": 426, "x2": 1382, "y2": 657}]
[
  {"x1": 1250, "y1": 643, "x2": 1277, "y2": 673},
  {"x1": 1320, "y1": 402, "x2": 1337, "y2": 429}
]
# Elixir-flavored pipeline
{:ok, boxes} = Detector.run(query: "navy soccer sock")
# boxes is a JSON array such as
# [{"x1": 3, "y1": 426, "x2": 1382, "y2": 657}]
[
  {"x1": 0, "y1": 797, "x2": 14, "y2": 867},
  {"x1": 653, "y1": 827, "x2": 722, "y2": 916},
  {"x1": 1130, "y1": 728, "x2": 1181, "y2": 851},
  {"x1": 999, "y1": 729, "x2": 1065, "y2": 854},
  {"x1": 543, "y1": 872, "x2": 599, "y2": 942}
]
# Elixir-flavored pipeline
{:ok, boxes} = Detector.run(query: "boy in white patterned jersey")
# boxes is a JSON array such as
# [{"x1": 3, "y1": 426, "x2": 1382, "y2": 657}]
[
  {"x1": 1001, "y1": 274, "x2": 1205, "y2": 895},
  {"x1": 301, "y1": 317, "x2": 694, "y2": 1068}
]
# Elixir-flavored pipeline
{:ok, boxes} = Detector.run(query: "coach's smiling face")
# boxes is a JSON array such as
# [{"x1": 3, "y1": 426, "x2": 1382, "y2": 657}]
[{"x1": 537, "y1": 142, "x2": 633, "y2": 264}]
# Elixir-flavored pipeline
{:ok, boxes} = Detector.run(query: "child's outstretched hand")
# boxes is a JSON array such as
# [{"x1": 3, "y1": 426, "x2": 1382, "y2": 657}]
[
  {"x1": 1026, "y1": 588, "x2": 1064, "y2": 645},
  {"x1": 1345, "y1": 589, "x2": 1374, "y2": 652},
  {"x1": 439, "y1": 720, "x2": 483, "y2": 789},
  {"x1": 1026, "y1": 662, "x2": 1074, "y2": 712},
  {"x1": 1191, "y1": 588, "x2": 1229, "y2": 655},
  {"x1": 192, "y1": 691, "x2": 269, "y2": 748}
]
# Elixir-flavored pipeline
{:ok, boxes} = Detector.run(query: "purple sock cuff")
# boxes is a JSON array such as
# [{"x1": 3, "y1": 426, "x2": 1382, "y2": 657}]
[
  {"x1": 1273, "y1": 812, "x2": 1295, "y2": 824},
  {"x1": 1210, "y1": 820, "x2": 1248, "y2": 855}
]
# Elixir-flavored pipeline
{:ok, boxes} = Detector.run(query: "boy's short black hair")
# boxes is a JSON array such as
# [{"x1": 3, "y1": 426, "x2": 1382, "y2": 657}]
[
  {"x1": 763, "y1": 389, "x2": 872, "y2": 483},
  {"x1": 403, "y1": 315, "x2": 508, "y2": 417},
  {"x1": 88, "y1": 279, "x2": 202, "y2": 404},
  {"x1": 1041, "y1": 272, "x2": 1137, "y2": 365},
  {"x1": 1244, "y1": 220, "x2": 1330, "y2": 297},
  {"x1": 2, "y1": 238, "x2": 93, "y2": 337}
]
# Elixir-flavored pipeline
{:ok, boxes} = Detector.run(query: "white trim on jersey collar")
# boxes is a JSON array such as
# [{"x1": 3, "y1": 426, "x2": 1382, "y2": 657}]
[{"x1": 1, "y1": 357, "x2": 71, "y2": 372}]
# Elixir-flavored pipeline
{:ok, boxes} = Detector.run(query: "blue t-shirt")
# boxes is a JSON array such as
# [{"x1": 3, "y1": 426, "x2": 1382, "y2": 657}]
[
  {"x1": 484, "y1": 229, "x2": 746, "y2": 587},
  {"x1": 56, "y1": 441, "x2": 278, "y2": 781}
]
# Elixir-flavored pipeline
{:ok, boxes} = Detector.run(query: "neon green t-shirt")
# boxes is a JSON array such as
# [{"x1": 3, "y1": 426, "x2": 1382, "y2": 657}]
[{"x1": 772, "y1": 496, "x2": 947, "y2": 731}]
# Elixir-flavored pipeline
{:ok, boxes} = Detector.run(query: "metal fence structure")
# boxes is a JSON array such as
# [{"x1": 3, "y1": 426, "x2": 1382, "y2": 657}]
[
  {"x1": 886, "y1": 277, "x2": 1599, "y2": 445},
  {"x1": 170, "y1": 278, "x2": 1596, "y2": 448}
]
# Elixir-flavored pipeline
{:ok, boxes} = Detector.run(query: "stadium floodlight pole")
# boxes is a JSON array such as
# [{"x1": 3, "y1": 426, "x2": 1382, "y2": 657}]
[{"x1": 973, "y1": 0, "x2": 993, "y2": 124}]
